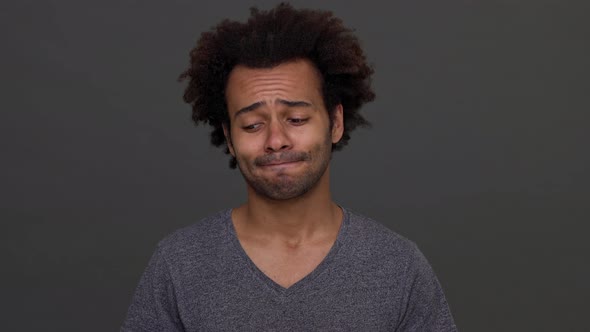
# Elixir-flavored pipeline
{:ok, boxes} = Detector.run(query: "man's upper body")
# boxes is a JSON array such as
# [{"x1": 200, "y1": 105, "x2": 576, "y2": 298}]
[
  {"x1": 121, "y1": 209, "x2": 457, "y2": 331},
  {"x1": 123, "y1": 3, "x2": 457, "y2": 331}
]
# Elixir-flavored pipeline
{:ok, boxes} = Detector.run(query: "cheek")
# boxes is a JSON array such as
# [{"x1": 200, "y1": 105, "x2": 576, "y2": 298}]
[
  {"x1": 231, "y1": 133, "x2": 263, "y2": 156},
  {"x1": 296, "y1": 122, "x2": 330, "y2": 143},
  {"x1": 306, "y1": 131, "x2": 333, "y2": 155}
]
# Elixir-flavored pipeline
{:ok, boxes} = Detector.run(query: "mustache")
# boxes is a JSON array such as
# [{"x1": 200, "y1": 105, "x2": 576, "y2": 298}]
[{"x1": 254, "y1": 151, "x2": 310, "y2": 166}]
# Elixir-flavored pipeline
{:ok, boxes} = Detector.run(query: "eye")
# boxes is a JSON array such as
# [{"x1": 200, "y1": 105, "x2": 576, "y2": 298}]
[
  {"x1": 288, "y1": 118, "x2": 309, "y2": 126},
  {"x1": 242, "y1": 123, "x2": 262, "y2": 132}
]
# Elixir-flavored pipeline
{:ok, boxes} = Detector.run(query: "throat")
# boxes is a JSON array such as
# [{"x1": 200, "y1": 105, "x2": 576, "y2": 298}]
[
  {"x1": 230, "y1": 203, "x2": 344, "y2": 288},
  {"x1": 242, "y1": 238, "x2": 335, "y2": 289}
]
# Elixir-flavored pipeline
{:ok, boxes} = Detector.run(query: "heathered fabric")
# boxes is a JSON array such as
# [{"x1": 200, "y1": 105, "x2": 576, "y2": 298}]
[{"x1": 122, "y1": 208, "x2": 457, "y2": 331}]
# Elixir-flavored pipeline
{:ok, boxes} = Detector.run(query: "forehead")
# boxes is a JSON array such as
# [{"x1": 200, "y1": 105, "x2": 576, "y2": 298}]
[{"x1": 225, "y1": 59, "x2": 324, "y2": 111}]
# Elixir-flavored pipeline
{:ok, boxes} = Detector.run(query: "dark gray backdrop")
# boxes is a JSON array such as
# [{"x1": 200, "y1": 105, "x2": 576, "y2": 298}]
[{"x1": 2, "y1": 0, "x2": 589, "y2": 331}]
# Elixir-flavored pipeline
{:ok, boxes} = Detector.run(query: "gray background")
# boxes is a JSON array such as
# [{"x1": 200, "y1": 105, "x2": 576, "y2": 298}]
[{"x1": 2, "y1": 0, "x2": 589, "y2": 331}]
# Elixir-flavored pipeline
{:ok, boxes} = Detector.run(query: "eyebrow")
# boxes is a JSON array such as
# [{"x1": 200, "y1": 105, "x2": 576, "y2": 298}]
[{"x1": 234, "y1": 99, "x2": 313, "y2": 120}]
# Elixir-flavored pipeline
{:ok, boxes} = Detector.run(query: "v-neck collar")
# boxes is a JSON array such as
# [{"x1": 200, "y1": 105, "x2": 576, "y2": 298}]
[{"x1": 224, "y1": 207, "x2": 350, "y2": 296}]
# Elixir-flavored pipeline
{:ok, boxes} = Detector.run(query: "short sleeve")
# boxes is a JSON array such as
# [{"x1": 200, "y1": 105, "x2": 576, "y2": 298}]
[
  {"x1": 121, "y1": 245, "x2": 185, "y2": 332},
  {"x1": 396, "y1": 243, "x2": 458, "y2": 332}
]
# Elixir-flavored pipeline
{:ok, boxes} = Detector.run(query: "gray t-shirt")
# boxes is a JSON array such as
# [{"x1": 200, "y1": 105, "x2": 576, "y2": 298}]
[{"x1": 122, "y1": 208, "x2": 457, "y2": 331}]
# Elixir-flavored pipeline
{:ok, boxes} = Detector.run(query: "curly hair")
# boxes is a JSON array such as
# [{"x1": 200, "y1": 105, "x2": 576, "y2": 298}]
[{"x1": 179, "y1": 3, "x2": 375, "y2": 168}]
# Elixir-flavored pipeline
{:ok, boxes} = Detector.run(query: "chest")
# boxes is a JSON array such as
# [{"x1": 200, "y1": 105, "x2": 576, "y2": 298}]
[
  {"x1": 177, "y1": 272, "x2": 400, "y2": 332},
  {"x1": 171, "y1": 230, "x2": 406, "y2": 331},
  {"x1": 243, "y1": 242, "x2": 332, "y2": 288}
]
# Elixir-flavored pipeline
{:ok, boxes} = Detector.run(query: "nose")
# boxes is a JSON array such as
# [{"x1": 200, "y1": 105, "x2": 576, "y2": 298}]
[{"x1": 264, "y1": 120, "x2": 292, "y2": 153}]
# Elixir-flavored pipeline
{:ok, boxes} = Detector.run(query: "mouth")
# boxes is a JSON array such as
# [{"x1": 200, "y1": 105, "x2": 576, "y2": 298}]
[
  {"x1": 260, "y1": 160, "x2": 302, "y2": 167},
  {"x1": 255, "y1": 152, "x2": 309, "y2": 168}
]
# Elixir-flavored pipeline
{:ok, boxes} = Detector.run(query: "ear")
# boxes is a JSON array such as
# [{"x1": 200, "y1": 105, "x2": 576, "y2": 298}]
[
  {"x1": 331, "y1": 104, "x2": 344, "y2": 144},
  {"x1": 222, "y1": 123, "x2": 235, "y2": 157}
]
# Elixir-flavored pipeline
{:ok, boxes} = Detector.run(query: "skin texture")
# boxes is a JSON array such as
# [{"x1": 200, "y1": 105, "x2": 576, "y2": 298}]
[{"x1": 223, "y1": 59, "x2": 345, "y2": 288}]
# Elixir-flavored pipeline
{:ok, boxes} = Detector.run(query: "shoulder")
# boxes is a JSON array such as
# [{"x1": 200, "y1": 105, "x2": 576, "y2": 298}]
[
  {"x1": 343, "y1": 207, "x2": 419, "y2": 256},
  {"x1": 344, "y1": 211, "x2": 459, "y2": 330},
  {"x1": 340, "y1": 208, "x2": 432, "y2": 278},
  {"x1": 155, "y1": 209, "x2": 233, "y2": 265}
]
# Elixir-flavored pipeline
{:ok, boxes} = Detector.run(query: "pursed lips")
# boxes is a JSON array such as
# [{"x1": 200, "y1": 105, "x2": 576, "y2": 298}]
[
  {"x1": 260, "y1": 160, "x2": 302, "y2": 167},
  {"x1": 255, "y1": 152, "x2": 310, "y2": 167}
]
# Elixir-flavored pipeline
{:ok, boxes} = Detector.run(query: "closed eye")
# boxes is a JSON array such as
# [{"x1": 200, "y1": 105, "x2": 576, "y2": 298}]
[
  {"x1": 288, "y1": 118, "x2": 309, "y2": 125},
  {"x1": 242, "y1": 123, "x2": 263, "y2": 132}
]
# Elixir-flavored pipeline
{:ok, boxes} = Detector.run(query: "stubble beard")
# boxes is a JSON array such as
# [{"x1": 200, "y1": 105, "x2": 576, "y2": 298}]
[{"x1": 236, "y1": 135, "x2": 332, "y2": 201}]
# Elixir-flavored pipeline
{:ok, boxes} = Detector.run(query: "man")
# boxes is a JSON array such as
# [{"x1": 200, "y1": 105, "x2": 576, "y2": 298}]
[{"x1": 122, "y1": 3, "x2": 457, "y2": 331}]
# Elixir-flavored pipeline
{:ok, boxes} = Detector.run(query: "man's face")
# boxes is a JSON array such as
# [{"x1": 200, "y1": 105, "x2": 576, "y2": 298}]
[{"x1": 224, "y1": 59, "x2": 344, "y2": 200}]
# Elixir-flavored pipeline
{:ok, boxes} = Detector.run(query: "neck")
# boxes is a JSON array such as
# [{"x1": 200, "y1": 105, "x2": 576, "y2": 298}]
[{"x1": 233, "y1": 167, "x2": 342, "y2": 242}]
